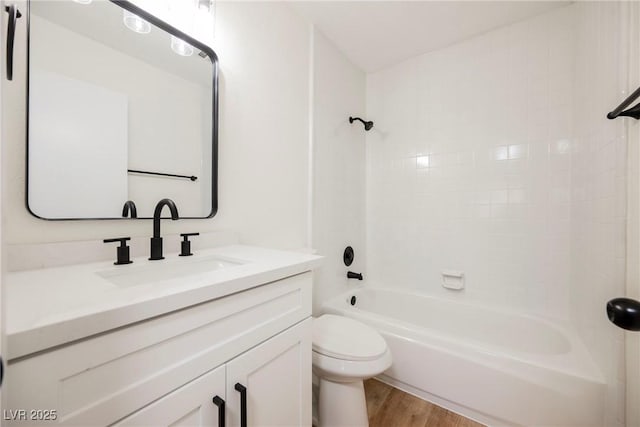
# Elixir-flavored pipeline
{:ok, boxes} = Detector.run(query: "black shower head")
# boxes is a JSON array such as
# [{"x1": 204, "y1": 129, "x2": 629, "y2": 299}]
[{"x1": 349, "y1": 116, "x2": 374, "y2": 131}]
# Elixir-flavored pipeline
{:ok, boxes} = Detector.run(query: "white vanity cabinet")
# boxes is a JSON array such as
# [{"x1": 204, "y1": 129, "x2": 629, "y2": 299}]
[
  {"x1": 114, "y1": 319, "x2": 311, "y2": 427},
  {"x1": 5, "y1": 271, "x2": 313, "y2": 427}
]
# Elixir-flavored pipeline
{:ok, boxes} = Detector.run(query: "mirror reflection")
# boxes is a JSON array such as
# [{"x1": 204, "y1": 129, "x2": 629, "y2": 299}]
[{"x1": 27, "y1": 0, "x2": 217, "y2": 219}]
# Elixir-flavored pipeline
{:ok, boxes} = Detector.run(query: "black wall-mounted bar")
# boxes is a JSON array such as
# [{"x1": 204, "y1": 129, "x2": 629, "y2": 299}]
[
  {"x1": 607, "y1": 86, "x2": 640, "y2": 120},
  {"x1": 5, "y1": 4, "x2": 22, "y2": 81},
  {"x1": 127, "y1": 169, "x2": 197, "y2": 182}
]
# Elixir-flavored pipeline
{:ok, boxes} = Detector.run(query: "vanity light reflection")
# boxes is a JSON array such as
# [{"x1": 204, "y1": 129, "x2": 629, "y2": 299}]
[
  {"x1": 123, "y1": 10, "x2": 151, "y2": 34},
  {"x1": 198, "y1": 0, "x2": 213, "y2": 11},
  {"x1": 171, "y1": 36, "x2": 194, "y2": 56},
  {"x1": 119, "y1": 0, "x2": 211, "y2": 58}
]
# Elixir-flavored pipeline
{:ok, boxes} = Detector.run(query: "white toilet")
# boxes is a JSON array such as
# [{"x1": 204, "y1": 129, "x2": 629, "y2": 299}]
[{"x1": 312, "y1": 314, "x2": 392, "y2": 427}]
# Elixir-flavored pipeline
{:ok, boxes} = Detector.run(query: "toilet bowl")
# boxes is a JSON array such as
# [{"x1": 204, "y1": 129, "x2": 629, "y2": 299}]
[{"x1": 312, "y1": 314, "x2": 392, "y2": 427}]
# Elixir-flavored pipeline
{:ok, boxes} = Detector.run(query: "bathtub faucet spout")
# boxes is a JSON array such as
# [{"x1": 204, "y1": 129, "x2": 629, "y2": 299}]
[{"x1": 347, "y1": 271, "x2": 363, "y2": 280}]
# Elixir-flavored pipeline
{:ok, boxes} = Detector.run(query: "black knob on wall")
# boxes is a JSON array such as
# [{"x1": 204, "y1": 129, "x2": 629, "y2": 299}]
[
  {"x1": 343, "y1": 246, "x2": 354, "y2": 266},
  {"x1": 607, "y1": 297, "x2": 640, "y2": 331}
]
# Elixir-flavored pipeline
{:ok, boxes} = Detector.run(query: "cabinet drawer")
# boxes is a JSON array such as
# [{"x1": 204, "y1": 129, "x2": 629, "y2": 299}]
[{"x1": 6, "y1": 272, "x2": 311, "y2": 426}]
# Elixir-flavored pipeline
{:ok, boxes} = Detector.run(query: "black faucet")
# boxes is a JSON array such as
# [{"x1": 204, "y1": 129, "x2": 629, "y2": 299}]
[
  {"x1": 347, "y1": 271, "x2": 363, "y2": 280},
  {"x1": 122, "y1": 200, "x2": 137, "y2": 218},
  {"x1": 149, "y1": 198, "x2": 179, "y2": 260}
]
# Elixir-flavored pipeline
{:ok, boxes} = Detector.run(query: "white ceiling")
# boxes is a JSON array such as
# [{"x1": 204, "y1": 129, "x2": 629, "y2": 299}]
[{"x1": 290, "y1": 1, "x2": 570, "y2": 73}]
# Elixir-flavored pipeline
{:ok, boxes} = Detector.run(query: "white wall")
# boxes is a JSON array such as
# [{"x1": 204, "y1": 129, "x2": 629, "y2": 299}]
[
  {"x1": 366, "y1": 6, "x2": 575, "y2": 319},
  {"x1": 212, "y1": 2, "x2": 309, "y2": 249},
  {"x1": 3, "y1": 1, "x2": 310, "y2": 251},
  {"x1": 569, "y1": 3, "x2": 629, "y2": 426},
  {"x1": 311, "y1": 29, "x2": 366, "y2": 314}
]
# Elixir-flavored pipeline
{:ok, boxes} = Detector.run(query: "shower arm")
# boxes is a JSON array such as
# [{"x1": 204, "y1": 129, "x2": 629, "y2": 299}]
[
  {"x1": 348, "y1": 116, "x2": 374, "y2": 131},
  {"x1": 349, "y1": 117, "x2": 367, "y2": 126}
]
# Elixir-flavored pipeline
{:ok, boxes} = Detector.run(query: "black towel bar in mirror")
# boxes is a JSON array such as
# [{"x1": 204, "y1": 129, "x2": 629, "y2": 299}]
[{"x1": 127, "y1": 169, "x2": 198, "y2": 182}]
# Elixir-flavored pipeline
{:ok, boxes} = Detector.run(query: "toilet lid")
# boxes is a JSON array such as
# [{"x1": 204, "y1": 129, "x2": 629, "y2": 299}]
[{"x1": 312, "y1": 314, "x2": 387, "y2": 361}]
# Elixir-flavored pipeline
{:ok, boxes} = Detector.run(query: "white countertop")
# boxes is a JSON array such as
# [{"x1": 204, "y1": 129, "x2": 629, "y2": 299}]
[{"x1": 6, "y1": 245, "x2": 322, "y2": 360}]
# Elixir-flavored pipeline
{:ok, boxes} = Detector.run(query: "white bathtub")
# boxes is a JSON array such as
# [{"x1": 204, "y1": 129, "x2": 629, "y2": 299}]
[{"x1": 323, "y1": 287, "x2": 605, "y2": 427}]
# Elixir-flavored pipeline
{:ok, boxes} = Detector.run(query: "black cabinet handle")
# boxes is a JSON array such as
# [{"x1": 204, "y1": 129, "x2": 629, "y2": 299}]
[
  {"x1": 234, "y1": 383, "x2": 247, "y2": 427},
  {"x1": 212, "y1": 396, "x2": 225, "y2": 427},
  {"x1": 4, "y1": 4, "x2": 21, "y2": 81},
  {"x1": 607, "y1": 297, "x2": 640, "y2": 331}
]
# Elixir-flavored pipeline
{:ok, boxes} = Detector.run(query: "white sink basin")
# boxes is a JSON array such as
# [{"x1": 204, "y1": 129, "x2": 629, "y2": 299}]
[{"x1": 97, "y1": 255, "x2": 245, "y2": 288}]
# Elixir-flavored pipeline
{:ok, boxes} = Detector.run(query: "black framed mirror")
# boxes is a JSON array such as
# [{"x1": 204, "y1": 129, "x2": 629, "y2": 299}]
[{"x1": 26, "y1": 0, "x2": 218, "y2": 220}]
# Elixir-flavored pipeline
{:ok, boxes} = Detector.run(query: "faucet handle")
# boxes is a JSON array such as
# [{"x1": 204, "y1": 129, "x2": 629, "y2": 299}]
[
  {"x1": 179, "y1": 233, "x2": 200, "y2": 257},
  {"x1": 103, "y1": 237, "x2": 133, "y2": 265}
]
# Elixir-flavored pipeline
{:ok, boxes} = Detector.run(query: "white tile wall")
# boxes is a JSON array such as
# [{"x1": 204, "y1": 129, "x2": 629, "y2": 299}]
[
  {"x1": 365, "y1": 3, "x2": 629, "y2": 425},
  {"x1": 366, "y1": 6, "x2": 575, "y2": 318},
  {"x1": 311, "y1": 29, "x2": 366, "y2": 315},
  {"x1": 570, "y1": 3, "x2": 628, "y2": 426}
]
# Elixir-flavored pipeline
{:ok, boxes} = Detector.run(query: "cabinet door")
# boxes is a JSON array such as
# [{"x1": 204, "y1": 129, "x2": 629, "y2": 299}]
[
  {"x1": 226, "y1": 319, "x2": 311, "y2": 427},
  {"x1": 112, "y1": 365, "x2": 226, "y2": 427}
]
